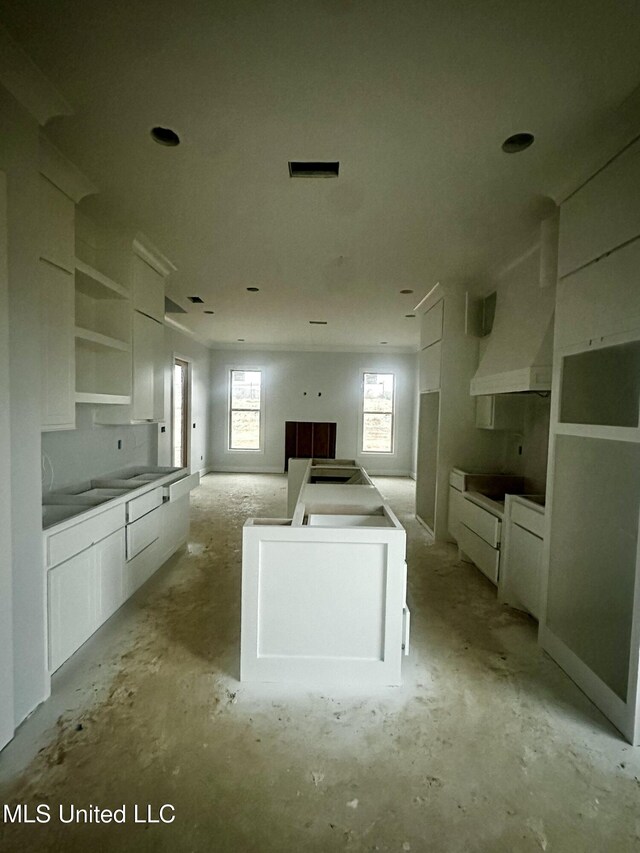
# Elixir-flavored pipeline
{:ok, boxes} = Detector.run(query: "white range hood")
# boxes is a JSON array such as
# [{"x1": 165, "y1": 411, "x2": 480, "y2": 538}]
[{"x1": 470, "y1": 219, "x2": 558, "y2": 396}]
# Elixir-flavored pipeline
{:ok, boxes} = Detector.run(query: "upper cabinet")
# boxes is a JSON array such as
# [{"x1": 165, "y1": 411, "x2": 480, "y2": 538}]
[
  {"x1": 558, "y1": 138, "x2": 640, "y2": 279},
  {"x1": 133, "y1": 254, "x2": 164, "y2": 322},
  {"x1": 39, "y1": 176, "x2": 75, "y2": 274},
  {"x1": 39, "y1": 138, "x2": 96, "y2": 431}
]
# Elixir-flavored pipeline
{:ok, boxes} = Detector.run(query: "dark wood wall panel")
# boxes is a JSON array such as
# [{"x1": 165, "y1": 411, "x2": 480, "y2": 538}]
[{"x1": 284, "y1": 421, "x2": 337, "y2": 470}]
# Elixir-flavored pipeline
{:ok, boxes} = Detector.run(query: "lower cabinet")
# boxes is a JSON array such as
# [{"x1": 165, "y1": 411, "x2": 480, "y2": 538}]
[
  {"x1": 48, "y1": 546, "x2": 98, "y2": 673},
  {"x1": 448, "y1": 485, "x2": 462, "y2": 543},
  {"x1": 47, "y1": 492, "x2": 193, "y2": 674},
  {"x1": 499, "y1": 496, "x2": 545, "y2": 619}
]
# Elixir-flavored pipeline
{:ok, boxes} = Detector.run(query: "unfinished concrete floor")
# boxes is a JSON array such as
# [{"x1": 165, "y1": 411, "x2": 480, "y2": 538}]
[{"x1": 1, "y1": 474, "x2": 640, "y2": 852}]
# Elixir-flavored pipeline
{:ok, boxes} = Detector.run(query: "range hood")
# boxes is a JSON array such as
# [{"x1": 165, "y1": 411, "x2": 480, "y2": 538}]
[{"x1": 470, "y1": 234, "x2": 556, "y2": 396}]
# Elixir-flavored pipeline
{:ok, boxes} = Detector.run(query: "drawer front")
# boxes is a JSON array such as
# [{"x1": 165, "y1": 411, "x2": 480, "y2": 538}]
[
  {"x1": 126, "y1": 506, "x2": 161, "y2": 561},
  {"x1": 458, "y1": 524, "x2": 500, "y2": 584},
  {"x1": 420, "y1": 299, "x2": 444, "y2": 349},
  {"x1": 511, "y1": 502, "x2": 545, "y2": 538},
  {"x1": 47, "y1": 504, "x2": 125, "y2": 569},
  {"x1": 459, "y1": 498, "x2": 501, "y2": 547},
  {"x1": 449, "y1": 470, "x2": 465, "y2": 491},
  {"x1": 127, "y1": 487, "x2": 162, "y2": 523},
  {"x1": 163, "y1": 472, "x2": 200, "y2": 502}
]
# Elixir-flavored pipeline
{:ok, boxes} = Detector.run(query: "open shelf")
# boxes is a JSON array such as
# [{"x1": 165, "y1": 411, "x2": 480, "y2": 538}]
[
  {"x1": 75, "y1": 326, "x2": 130, "y2": 353},
  {"x1": 75, "y1": 258, "x2": 129, "y2": 300},
  {"x1": 560, "y1": 340, "x2": 640, "y2": 429},
  {"x1": 75, "y1": 392, "x2": 131, "y2": 405}
]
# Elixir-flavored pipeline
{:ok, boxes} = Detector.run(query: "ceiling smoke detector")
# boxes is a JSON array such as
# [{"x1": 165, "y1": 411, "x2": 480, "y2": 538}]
[
  {"x1": 151, "y1": 126, "x2": 180, "y2": 147},
  {"x1": 502, "y1": 133, "x2": 535, "y2": 153},
  {"x1": 289, "y1": 162, "x2": 339, "y2": 178}
]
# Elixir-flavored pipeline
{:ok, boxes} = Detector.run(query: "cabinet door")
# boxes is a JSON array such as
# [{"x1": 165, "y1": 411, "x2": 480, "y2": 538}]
[
  {"x1": 448, "y1": 486, "x2": 461, "y2": 543},
  {"x1": 96, "y1": 529, "x2": 125, "y2": 623},
  {"x1": 48, "y1": 548, "x2": 97, "y2": 673},
  {"x1": 420, "y1": 299, "x2": 443, "y2": 349},
  {"x1": 419, "y1": 341, "x2": 441, "y2": 392},
  {"x1": 132, "y1": 311, "x2": 156, "y2": 419},
  {"x1": 39, "y1": 175, "x2": 75, "y2": 273},
  {"x1": 508, "y1": 523, "x2": 542, "y2": 619},
  {"x1": 40, "y1": 259, "x2": 75, "y2": 430},
  {"x1": 133, "y1": 255, "x2": 164, "y2": 322},
  {"x1": 153, "y1": 319, "x2": 166, "y2": 421}
]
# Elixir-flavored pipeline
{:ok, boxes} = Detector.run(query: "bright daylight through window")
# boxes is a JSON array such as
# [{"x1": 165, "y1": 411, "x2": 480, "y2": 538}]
[
  {"x1": 362, "y1": 373, "x2": 395, "y2": 453},
  {"x1": 229, "y1": 370, "x2": 262, "y2": 450}
]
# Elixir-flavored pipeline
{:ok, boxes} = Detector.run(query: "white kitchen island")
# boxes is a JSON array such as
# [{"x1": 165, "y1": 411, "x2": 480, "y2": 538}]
[{"x1": 241, "y1": 459, "x2": 410, "y2": 686}]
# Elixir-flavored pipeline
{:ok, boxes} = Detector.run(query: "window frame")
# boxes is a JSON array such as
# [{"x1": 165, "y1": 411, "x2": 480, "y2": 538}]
[
  {"x1": 360, "y1": 371, "x2": 396, "y2": 455},
  {"x1": 228, "y1": 368, "x2": 264, "y2": 452}
]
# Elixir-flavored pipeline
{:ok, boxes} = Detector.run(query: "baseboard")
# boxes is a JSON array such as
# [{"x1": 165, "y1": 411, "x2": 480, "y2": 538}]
[
  {"x1": 409, "y1": 470, "x2": 417, "y2": 481},
  {"x1": 415, "y1": 514, "x2": 435, "y2": 540}
]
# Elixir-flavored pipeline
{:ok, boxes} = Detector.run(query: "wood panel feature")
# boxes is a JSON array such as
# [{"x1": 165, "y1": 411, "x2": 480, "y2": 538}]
[{"x1": 284, "y1": 421, "x2": 337, "y2": 471}]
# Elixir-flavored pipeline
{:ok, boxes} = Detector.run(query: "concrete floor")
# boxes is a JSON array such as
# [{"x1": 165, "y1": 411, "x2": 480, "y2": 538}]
[{"x1": 1, "y1": 474, "x2": 640, "y2": 852}]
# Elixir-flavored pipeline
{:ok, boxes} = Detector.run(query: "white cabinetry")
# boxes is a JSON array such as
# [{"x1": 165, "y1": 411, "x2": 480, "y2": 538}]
[
  {"x1": 132, "y1": 311, "x2": 165, "y2": 420},
  {"x1": 40, "y1": 259, "x2": 75, "y2": 430},
  {"x1": 499, "y1": 496, "x2": 544, "y2": 618},
  {"x1": 39, "y1": 175, "x2": 75, "y2": 274},
  {"x1": 96, "y1": 529, "x2": 126, "y2": 623},
  {"x1": 458, "y1": 494, "x2": 502, "y2": 584},
  {"x1": 133, "y1": 254, "x2": 164, "y2": 322},
  {"x1": 39, "y1": 143, "x2": 96, "y2": 429},
  {"x1": 48, "y1": 547, "x2": 96, "y2": 673},
  {"x1": 541, "y1": 139, "x2": 640, "y2": 744},
  {"x1": 74, "y1": 260, "x2": 132, "y2": 405}
]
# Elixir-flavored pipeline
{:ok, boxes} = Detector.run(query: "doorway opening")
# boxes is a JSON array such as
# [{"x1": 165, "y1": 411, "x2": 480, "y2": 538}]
[{"x1": 173, "y1": 358, "x2": 190, "y2": 468}]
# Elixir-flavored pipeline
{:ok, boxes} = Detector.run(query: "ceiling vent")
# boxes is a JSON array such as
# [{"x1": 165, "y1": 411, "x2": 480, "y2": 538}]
[
  {"x1": 187, "y1": 296, "x2": 204, "y2": 304},
  {"x1": 165, "y1": 297, "x2": 187, "y2": 314},
  {"x1": 289, "y1": 162, "x2": 339, "y2": 178}
]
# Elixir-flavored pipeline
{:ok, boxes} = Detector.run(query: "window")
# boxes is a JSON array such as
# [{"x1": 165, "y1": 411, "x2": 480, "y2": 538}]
[
  {"x1": 362, "y1": 372, "x2": 395, "y2": 453},
  {"x1": 229, "y1": 370, "x2": 262, "y2": 450}
]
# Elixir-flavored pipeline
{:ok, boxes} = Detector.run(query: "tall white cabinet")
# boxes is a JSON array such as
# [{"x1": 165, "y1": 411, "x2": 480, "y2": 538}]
[
  {"x1": 415, "y1": 283, "x2": 503, "y2": 539},
  {"x1": 540, "y1": 137, "x2": 640, "y2": 744}
]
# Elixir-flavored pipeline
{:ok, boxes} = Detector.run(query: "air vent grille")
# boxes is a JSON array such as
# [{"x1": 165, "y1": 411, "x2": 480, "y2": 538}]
[
  {"x1": 289, "y1": 162, "x2": 339, "y2": 178},
  {"x1": 187, "y1": 296, "x2": 204, "y2": 304}
]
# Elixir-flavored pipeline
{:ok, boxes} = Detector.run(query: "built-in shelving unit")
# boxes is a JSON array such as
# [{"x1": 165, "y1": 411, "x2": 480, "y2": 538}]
[{"x1": 74, "y1": 257, "x2": 132, "y2": 404}]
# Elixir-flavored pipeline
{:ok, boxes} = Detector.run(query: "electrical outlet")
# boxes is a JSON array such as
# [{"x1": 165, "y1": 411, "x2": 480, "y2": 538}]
[
  {"x1": 160, "y1": 425, "x2": 166, "y2": 433},
  {"x1": 117, "y1": 439, "x2": 122, "y2": 450}
]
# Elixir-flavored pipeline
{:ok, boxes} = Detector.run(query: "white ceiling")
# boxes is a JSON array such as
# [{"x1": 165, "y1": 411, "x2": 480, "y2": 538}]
[{"x1": 2, "y1": 0, "x2": 640, "y2": 350}]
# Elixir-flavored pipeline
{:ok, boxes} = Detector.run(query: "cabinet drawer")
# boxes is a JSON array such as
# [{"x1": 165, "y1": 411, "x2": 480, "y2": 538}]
[
  {"x1": 419, "y1": 341, "x2": 441, "y2": 392},
  {"x1": 127, "y1": 487, "x2": 162, "y2": 522},
  {"x1": 126, "y1": 506, "x2": 161, "y2": 560},
  {"x1": 459, "y1": 497, "x2": 501, "y2": 547},
  {"x1": 511, "y1": 502, "x2": 545, "y2": 538},
  {"x1": 163, "y1": 472, "x2": 199, "y2": 502},
  {"x1": 46, "y1": 504, "x2": 125, "y2": 569},
  {"x1": 420, "y1": 299, "x2": 443, "y2": 349},
  {"x1": 458, "y1": 524, "x2": 500, "y2": 584},
  {"x1": 449, "y1": 469, "x2": 465, "y2": 491}
]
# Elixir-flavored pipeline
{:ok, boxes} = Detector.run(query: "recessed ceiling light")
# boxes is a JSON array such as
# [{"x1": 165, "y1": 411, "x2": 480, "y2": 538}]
[
  {"x1": 204, "y1": 310, "x2": 214, "y2": 314},
  {"x1": 246, "y1": 287, "x2": 260, "y2": 292},
  {"x1": 309, "y1": 320, "x2": 328, "y2": 325},
  {"x1": 151, "y1": 126, "x2": 180, "y2": 146},
  {"x1": 405, "y1": 313, "x2": 416, "y2": 318},
  {"x1": 187, "y1": 296, "x2": 204, "y2": 303},
  {"x1": 400, "y1": 289, "x2": 413, "y2": 294},
  {"x1": 502, "y1": 132, "x2": 534, "y2": 153}
]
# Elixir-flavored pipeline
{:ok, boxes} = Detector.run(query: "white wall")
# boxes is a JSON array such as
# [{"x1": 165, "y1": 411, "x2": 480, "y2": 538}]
[
  {"x1": 209, "y1": 349, "x2": 417, "y2": 475},
  {"x1": 0, "y1": 169, "x2": 15, "y2": 749},
  {"x1": 0, "y1": 85, "x2": 49, "y2": 726},
  {"x1": 158, "y1": 325, "x2": 212, "y2": 474}
]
